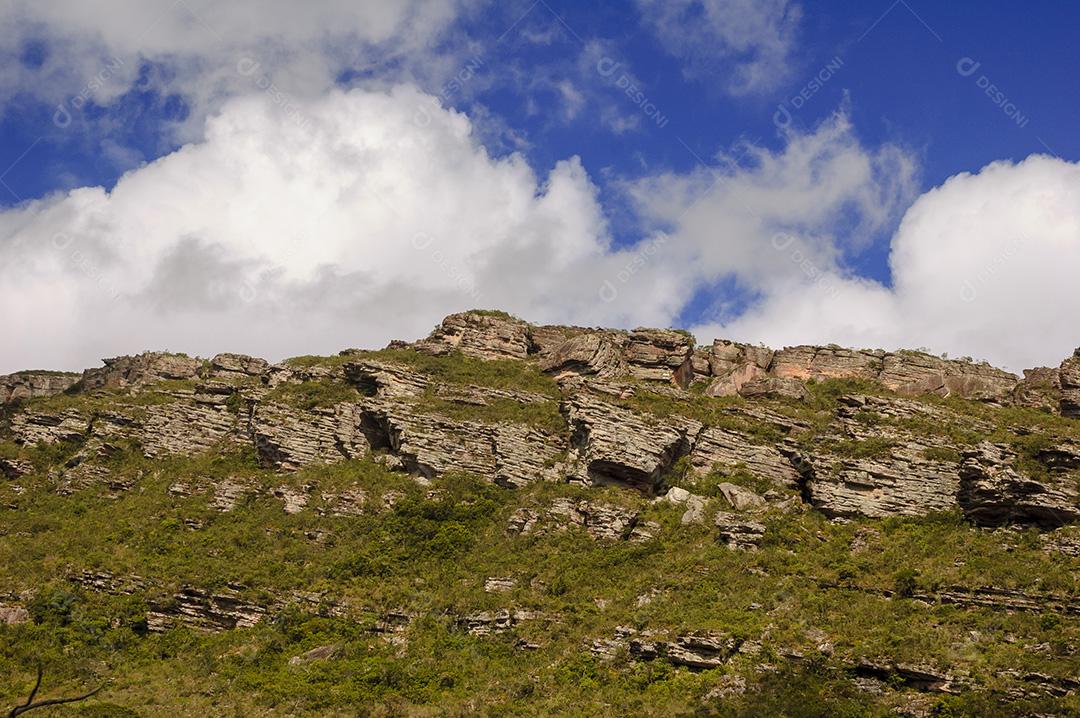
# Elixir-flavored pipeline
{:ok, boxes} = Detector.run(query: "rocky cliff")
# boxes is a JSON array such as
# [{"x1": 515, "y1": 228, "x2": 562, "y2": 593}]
[{"x1": 2, "y1": 310, "x2": 1080, "y2": 717}]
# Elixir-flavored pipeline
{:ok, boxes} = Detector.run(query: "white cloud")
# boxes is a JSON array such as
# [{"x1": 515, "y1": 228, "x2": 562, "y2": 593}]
[
  {"x1": 0, "y1": 85, "x2": 680, "y2": 373},
  {"x1": 637, "y1": 0, "x2": 802, "y2": 95},
  {"x1": 0, "y1": 0, "x2": 473, "y2": 139},
  {"x1": 689, "y1": 154, "x2": 1080, "y2": 372},
  {"x1": 2, "y1": 86, "x2": 1075, "y2": 376}
]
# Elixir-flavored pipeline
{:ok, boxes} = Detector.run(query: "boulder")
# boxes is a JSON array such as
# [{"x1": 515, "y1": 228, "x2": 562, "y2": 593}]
[
  {"x1": 658, "y1": 486, "x2": 707, "y2": 524},
  {"x1": 716, "y1": 482, "x2": 766, "y2": 511}
]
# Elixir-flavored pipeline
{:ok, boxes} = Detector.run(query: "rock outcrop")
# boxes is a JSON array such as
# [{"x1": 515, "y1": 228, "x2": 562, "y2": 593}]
[
  {"x1": 959, "y1": 443, "x2": 1080, "y2": 528},
  {"x1": 1059, "y1": 348, "x2": 1080, "y2": 419},
  {"x1": 563, "y1": 394, "x2": 700, "y2": 494},
  {"x1": 0, "y1": 371, "x2": 80, "y2": 404},
  {"x1": 79, "y1": 352, "x2": 202, "y2": 391},
  {"x1": 414, "y1": 311, "x2": 533, "y2": 360}
]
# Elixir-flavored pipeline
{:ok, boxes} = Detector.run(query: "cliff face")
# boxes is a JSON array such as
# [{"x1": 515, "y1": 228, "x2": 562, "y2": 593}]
[{"x1": 2, "y1": 310, "x2": 1080, "y2": 716}]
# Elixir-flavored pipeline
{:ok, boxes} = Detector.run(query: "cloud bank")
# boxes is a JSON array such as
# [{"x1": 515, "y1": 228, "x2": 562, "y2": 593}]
[{"x1": 3, "y1": 82, "x2": 1078, "y2": 375}]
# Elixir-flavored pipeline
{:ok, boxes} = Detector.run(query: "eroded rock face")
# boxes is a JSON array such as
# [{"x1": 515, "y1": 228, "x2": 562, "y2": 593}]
[
  {"x1": 415, "y1": 311, "x2": 533, "y2": 360},
  {"x1": 147, "y1": 586, "x2": 267, "y2": 633},
  {"x1": 563, "y1": 394, "x2": 700, "y2": 494},
  {"x1": 1059, "y1": 349, "x2": 1080, "y2": 419},
  {"x1": 771, "y1": 346, "x2": 883, "y2": 382},
  {"x1": 208, "y1": 353, "x2": 269, "y2": 379},
  {"x1": 689, "y1": 426, "x2": 801, "y2": 489},
  {"x1": 959, "y1": 443, "x2": 1080, "y2": 528},
  {"x1": 803, "y1": 442, "x2": 961, "y2": 520},
  {"x1": 10, "y1": 409, "x2": 89, "y2": 445},
  {"x1": 0, "y1": 456, "x2": 34, "y2": 479},
  {"x1": 0, "y1": 371, "x2": 80, "y2": 404},
  {"x1": 94, "y1": 403, "x2": 245, "y2": 458},
  {"x1": 878, "y1": 352, "x2": 1016, "y2": 402},
  {"x1": 625, "y1": 329, "x2": 695, "y2": 387},
  {"x1": 592, "y1": 627, "x2": 741, "y2": 669},
  {"x1": 539, "y1": 332, "x2": 628, "y2": 380},
  {"x1": 80, "y1": 352, "x2": 202, "y2": 391},
  {"x1": 250, "y1": 402, "x2": 370, "y2": 471}
]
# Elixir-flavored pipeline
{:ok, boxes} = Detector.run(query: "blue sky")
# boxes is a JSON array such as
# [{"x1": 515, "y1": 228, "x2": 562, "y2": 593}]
[{"x1": 2, "y1": 1, "x2": 1080, "y2": 373}]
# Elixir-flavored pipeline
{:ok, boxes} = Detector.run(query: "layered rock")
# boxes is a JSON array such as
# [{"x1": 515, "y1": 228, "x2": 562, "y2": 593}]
[
  {"x1": 0, "y1": 371, "x2": 80, "y2": 404},
  {"x1": 624, "y1": 329, "x2": 694, "y2": 387},
  {"x1": 592, "y1": 627, "x2": 741, "y2": 670},
  {"x1": 803, "y1": 442, "x2": 961, "y2": 519},
  {"x1": 10, "y1": 409, "x2": 89, "y2": 445},
  {"x1": 508, "y1": 498, "x2": 658, "y2": 542},
  {"x1": 249, "y1": 402, "x2": 369, "y2": 471},
  {"x1": 79, "y1": 352, "x2": 202, "y2": 391},
  {"x1": 147, "y1": 585, "x2": 267, "y2": 632},
  {"x1": 878, "y1": 352, "x2": 1016, "y2": 401},
  {"x1": 1059, "y1": 348, "x2": 1080, "y2": 419},
  {"x1": 93, "y1": 402, "x2": 245, "y2": 458},
  {"x1": 343, "y1": 360, "x2": 429, "y2": 398},
  {"x1": 959, "y1": 443, "x2": 1080, "y2": 528},
  {"x1": 538, "y1": 332, "x2": 628, "y2": 380},
  {"x1": 770, "y1": 345, "x2": 883, "y2": 382},
  {"x1": 414, "y1": 311, "x2": 533, "y2": 360},
  {"x1": 562, "y1": 394, "x2": 700, "y2": 494},
  {"x1": 207, "y1": 353, "x2": 269, "y2": 379},
  {"x1": 688, "y1": 426, "x2": 801, "y2": 489},
  {"x1": 0, "y1": 456, "x2": 34, "y2": 479}
]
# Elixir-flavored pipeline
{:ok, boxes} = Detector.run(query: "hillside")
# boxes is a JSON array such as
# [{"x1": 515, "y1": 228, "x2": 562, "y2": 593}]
[{"x1": 2, "y1": 310, "x2": 1080, "y2": 717}]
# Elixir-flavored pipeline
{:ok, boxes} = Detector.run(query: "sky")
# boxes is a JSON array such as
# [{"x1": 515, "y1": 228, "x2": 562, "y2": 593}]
[{"x1": 1, "y1": 0, "x2": 1079, "y2": 375}]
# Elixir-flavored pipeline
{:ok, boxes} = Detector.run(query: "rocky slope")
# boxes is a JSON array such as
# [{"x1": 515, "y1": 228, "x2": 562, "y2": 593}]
[{"x1": 2, "y1": 310, "x2": 1080, "y2": 717}]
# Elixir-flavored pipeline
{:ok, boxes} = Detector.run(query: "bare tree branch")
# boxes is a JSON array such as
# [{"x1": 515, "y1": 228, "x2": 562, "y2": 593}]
[{"x1": 7, "y1": 664, "x2": 105, "y2": 718}]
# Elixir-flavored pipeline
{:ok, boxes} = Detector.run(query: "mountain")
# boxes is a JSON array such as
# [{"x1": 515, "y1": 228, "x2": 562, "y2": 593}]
[{"x1": 2, "y1": 310, "x2": 1079, "y2": 716}]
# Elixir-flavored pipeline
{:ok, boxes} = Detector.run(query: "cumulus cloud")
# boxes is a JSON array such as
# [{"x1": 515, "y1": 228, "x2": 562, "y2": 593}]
[
  {"x1": 690, "y1": 154, "x2": 1080, "y2": 372},
  {"x1": 637, "y1": 0, "x2": 803, "y2": 95},
  {"x1": 0, "y1": 85, "x2": 682, "y2": 372},
  {"x1": 0, "y1": 0, "x2": 473, "y2": 138},
  {"x1": 2, "y1": 85, "x2": 1075, "y2": 376}
]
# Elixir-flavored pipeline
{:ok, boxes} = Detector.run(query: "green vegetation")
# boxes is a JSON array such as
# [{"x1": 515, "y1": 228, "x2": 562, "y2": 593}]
[
  {"x1": 266, "y1": 380, "x2": 362, "y2": 410},
  {"x1": 3, "y1": 350, "x2": 1080, "y2": 716},
  {"x1": 361, "y1": 348, "x2": 560, "y2": 396}
]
